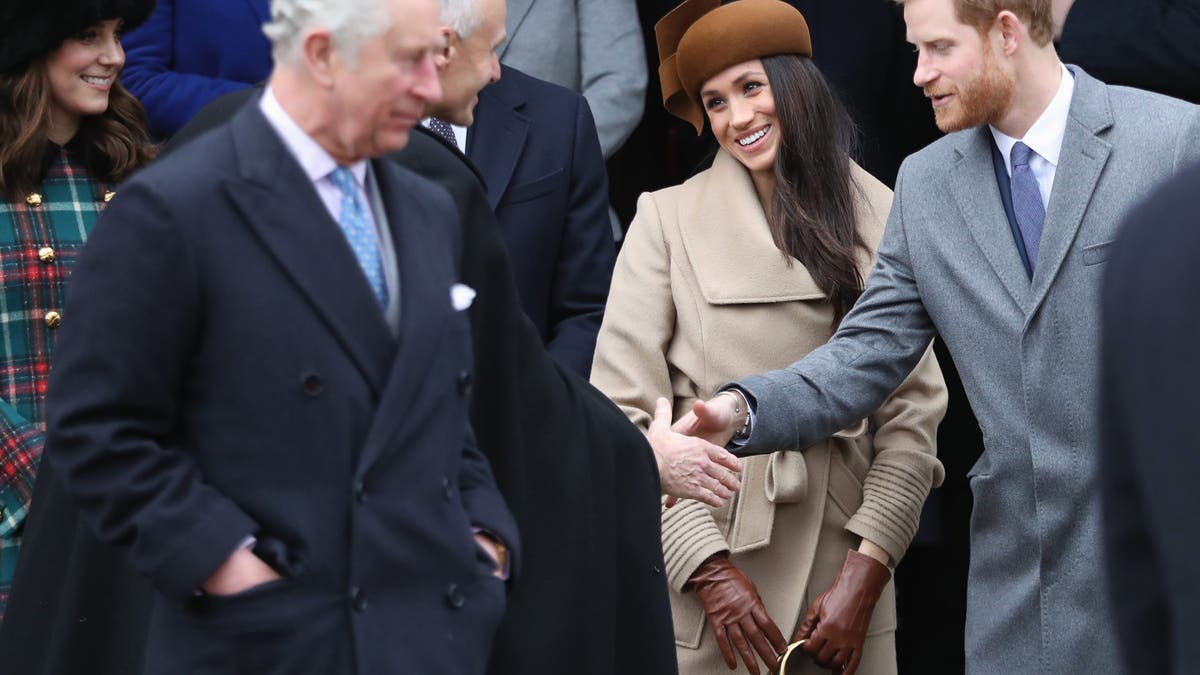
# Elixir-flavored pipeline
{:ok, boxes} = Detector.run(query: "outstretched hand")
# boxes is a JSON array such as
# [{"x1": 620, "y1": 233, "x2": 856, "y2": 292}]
[
  {"x1": 647, "y1": 398, "x2": 742, "y2": 508},
  {"x1": 672, "y1": 392, "x2": 742, "y2": 448}
]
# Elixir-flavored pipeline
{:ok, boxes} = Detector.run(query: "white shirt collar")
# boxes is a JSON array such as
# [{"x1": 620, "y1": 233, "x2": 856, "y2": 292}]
[
  {"x1": 259, "y1": 87, "x2": 368, "y2": 187},
  {"x1": 989, "y1": 63, "x2": 1075, "y2": 172}
]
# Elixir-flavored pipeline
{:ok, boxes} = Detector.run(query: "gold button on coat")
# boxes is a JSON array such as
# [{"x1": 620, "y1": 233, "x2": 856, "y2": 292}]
[
  {"x1": 45, "y1": 311, "x2": 61, "y2": 328},
  {"x1": 103, "y1": 190, "x2": 116, "y2": 203},
  {"x1": 26, "y1": 193, "x2": 42, "y2": 207},
  {"x1": 38, "y1": 247, "x2": 55, "y2": 263}
]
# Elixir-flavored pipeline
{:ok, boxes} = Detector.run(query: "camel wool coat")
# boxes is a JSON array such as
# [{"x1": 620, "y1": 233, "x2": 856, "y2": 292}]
[{"x1": 591, "y1": 150, "x2": 947, "y2": 674}]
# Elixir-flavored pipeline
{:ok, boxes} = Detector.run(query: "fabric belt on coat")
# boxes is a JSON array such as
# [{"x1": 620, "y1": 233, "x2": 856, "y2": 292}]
[{"x1": 727, "y1": 418, "x2": 868, "y2": 553}]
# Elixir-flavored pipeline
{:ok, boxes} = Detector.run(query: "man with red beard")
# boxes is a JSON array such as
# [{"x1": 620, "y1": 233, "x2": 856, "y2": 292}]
[{"x1": 672, "y1": 0, "x2": 1200, "y2": 673}]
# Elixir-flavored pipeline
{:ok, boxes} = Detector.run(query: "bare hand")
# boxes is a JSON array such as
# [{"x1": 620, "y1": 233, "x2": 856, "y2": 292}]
[
  {"x1": 474, "y1": 532, "x2": 506, "y2": 579},
  {"x1": 672, "y1": 393, "x2": 743, "y2": 448},
  {"x1": 202, "y1": 545, "x2": 282, "y2": 596},
  {"x1": 647, "y1": 397, "x2": 741, "y2": 508}
]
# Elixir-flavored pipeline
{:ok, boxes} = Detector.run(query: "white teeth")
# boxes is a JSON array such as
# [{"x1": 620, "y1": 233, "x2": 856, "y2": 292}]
[
  {"x1": 737, "y1": 126, "x2": 769, "y2": 147},
  {"x1": 81, "y1": 76, "x2": 111, "y2": 85}
]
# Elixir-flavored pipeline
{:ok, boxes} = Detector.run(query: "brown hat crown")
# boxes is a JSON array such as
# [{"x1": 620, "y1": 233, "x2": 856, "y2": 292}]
[{"x1": 655, "y1": 0, "x2": 812, "y2": 134}]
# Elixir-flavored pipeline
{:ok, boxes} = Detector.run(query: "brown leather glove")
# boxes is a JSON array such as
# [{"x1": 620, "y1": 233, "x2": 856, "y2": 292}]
[
  {"x1": 794, "y1": 549, "x2": 891, "y2": 674},
  {"x1": 689, "y1": 554, "x2": 788, "y2": 675}
]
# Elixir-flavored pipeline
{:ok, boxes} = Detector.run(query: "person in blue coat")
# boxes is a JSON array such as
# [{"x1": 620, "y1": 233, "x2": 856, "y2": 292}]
[{"x1": 120, "y1": 0, "x2": 272, "y2": 137}]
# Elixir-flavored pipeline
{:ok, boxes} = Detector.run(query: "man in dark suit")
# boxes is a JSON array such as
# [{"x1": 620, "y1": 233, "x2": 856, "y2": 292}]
[
  {"x1": 426, "y1": 0, "x2": 615, "y2": 377},
  {"x1": 39, "y1": 0, "x2": 517, "y2": 672},
  {"x1": 0, "y1": 119, "x2": 678, "y2": 675},
  {"x1": 1100, "y1": 160, "x2": 1200, "y2": 675},
  {"x1": 1056, "y1": 0, "x2": 1200, "y2": 104}
]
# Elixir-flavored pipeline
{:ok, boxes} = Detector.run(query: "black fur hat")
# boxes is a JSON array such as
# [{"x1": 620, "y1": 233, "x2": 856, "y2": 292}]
[{"x1": 0, "y1": 0, "x2": 156, "y2": 75}]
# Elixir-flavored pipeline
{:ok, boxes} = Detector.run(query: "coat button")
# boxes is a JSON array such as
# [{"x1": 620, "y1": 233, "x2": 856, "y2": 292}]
[
  {"x1": 442, "y1": 476, "x2": 453, "y2": 501},
  {"x1": 445, "y1": 584, "x2": 465, "y2": 608},
  {"x1": 302, "y1": 374, "x2": 323, "y2": 396},
  {"x1": 38, "y1": 247, "x2": 55, "y2": 263},
  {"x1": 350, "y1": 587, "x2": 367, "y2": 612},
  {"x1": 353, "y1": 481, "x2": 366, "y2": 504},
  {"x1": 25, "y1": 193, "x2": 42, "y2": 207},
  {"x1": 457, "y1": 370, "x2": 472, "y2": 396},
  {"x1": 44, "y1": 311, "x2": 62, "y2": 328},
  {"x1": 652, "y1": 565, "x2": 662, "y2": 575}
]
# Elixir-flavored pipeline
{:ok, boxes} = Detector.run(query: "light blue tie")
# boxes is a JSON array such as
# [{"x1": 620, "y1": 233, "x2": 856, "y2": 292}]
[
  {"x1": 1010, "y1": 142, "x2": 1046, "y2": 271},
  {"x1": 329, "y1": 166, "x2": 388, "y2": 307}
]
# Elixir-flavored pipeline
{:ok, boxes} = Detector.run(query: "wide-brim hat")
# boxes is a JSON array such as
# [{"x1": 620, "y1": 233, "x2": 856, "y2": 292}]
[
  {"x1": 655, "y1": 0, "x2": 812, "y2": 134},
  {"x1": 0, "y1": 0, "x2": 156, "y2": 75}
]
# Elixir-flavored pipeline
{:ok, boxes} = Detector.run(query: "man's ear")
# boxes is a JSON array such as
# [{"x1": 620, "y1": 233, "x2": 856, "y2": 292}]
[
  {"x1": 302, "y1": 29, "x2": 338, "y2": 86},
  {"x1": 434, "y1": 25, "x2": 457, "y2": 70},
  {"x1": 995, "y1": 10, "x2": 1021, "y2": 56}
]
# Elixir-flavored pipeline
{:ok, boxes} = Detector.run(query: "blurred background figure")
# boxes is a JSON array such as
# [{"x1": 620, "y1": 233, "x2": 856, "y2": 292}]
[
  {"x1": 425, "y1": 0, "x2": 616, "y2": 377},
  {"x1": 499, "y1": 0, "x2": 648, "y2": 240},
  {"x1": 1056, "y1": 0, "x2": 1200, "y2": 104},
  {"x1": 499, "y1": 0, "x2": 646, "y2": 159},
  {"x1": 591, "y1": 2, "x2": 947, "y2": 674},
  {"x1": 0, "y1": 0, "x2": 155, "y2": 620},
  {"x1": 1100, "y1": 159, "x2": 1200, "y2": 675},
  {"x1": 121, "y1": 0, "x2": 270, "y2": 138}
]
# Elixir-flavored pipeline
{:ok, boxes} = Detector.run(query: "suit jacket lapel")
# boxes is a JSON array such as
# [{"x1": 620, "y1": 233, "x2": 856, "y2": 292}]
[
  {"x1": 1028, "y1": 69, "x2": 1112, "y2": 314},
  {"x1": 950, "y1": 127, "x2": 1034, "y2": 314},
  {"x1": 357, "y1": 158, "x2": 458, "y2": 470},
  {"x1": 222, "y1": 102, "x2": 395, "y2": 395},
  {"x1": 499, "y1": 0, "x2": 536, "y2": 59},
  {"x1": 466, "y1": 72, "x2": 529, "y2": 209}
]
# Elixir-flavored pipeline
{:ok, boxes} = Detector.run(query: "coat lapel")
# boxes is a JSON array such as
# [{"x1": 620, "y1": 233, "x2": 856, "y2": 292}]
[
  {"x1": 466, "y1": 71, "x2": 529, "y2": 209},
  {"x1": 498, "y1": 0, "x2": 536, "y2": 59},
  {"x1": 1028, "y1": 69, "x2": 1112, "y2": 315},
  {"x1": 222, "y1": 103, "x2": 395, "y2": 395},
  {"x1": 357, "y1": 159, "x2": 458, "y2": 470},
  {"x1": 949, "y1": 128, "x2": 1034, "y2": 314},
  {"x1": 678, "y1": 152, "x2": 827, "y2": 304}
]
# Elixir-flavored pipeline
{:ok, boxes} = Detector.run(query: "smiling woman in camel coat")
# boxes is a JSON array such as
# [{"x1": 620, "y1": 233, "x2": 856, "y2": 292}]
[{"x1": 591, "y1": 150, "x2": 947, "y2": 674}]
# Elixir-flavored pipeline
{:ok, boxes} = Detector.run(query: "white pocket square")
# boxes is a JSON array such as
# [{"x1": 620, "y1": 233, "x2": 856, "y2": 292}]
[{"x1": 451, "y1": 283, "x2": 476, "y2": 311}]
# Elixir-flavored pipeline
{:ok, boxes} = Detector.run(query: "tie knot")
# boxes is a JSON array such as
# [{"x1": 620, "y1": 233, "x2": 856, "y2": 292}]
[
  {"x1": 329, "y1": 166, "x2": 358, "y2": 196},
  {"x1": 1011, "y1": 141, "x2": 1036, "y2": 169}
]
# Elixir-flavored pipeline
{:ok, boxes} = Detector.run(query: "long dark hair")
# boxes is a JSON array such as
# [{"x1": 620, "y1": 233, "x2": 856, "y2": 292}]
[
  {"x1": 761, "y1": 54, "x2": 867, "y2": 325},
  {"x1": 0, "y1": 60, "x2": 156, "y2": 200}
]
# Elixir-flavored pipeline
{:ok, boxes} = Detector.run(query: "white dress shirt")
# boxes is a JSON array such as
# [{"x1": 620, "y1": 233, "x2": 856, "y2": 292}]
[
  {"x1": 258, "y1": 88, "x2": 400, "y2": 331},
  {"x1": 989, "y1": 63, "x2": 1076, "y2": 211}
]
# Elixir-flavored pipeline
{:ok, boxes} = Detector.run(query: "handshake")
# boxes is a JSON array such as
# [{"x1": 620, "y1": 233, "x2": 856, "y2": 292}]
[
  {"x1": 648, "y1": 393, "x2": 893, "y2": 675},
  {"x1": 646, "y1": 391, "x2": 748, "y2": 508}
]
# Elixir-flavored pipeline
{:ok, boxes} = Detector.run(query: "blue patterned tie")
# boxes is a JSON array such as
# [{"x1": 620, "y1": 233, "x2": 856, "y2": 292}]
[
  {"x1": 1010, "y1": 142, "x2": 1046, "y2": 271},
  {"x1": 328, "y1": 167, "x2": 388, "y2": 307}
]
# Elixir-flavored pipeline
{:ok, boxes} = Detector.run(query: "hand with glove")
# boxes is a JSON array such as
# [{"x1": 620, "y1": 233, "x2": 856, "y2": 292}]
[
  {"x1": 793, "y1": 548, "x2": 891, "y2": 674},
  {"x1": 689, "y1": 554, "x2": 788, "y2": 674}
]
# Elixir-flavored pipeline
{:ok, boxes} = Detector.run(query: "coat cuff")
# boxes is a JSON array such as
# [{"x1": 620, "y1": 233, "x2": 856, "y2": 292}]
[
  {"x1": 845, "y1": 452, "x2": 939, "y2": 564},
  {"x1": 661, "y1": 499, "x2": 728, "y2": 593}
]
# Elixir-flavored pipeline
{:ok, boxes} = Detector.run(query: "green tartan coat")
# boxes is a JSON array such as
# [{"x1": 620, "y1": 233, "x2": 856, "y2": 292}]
[{"x1": 0, "y1": 145, "x2": 109, "y2": 617}]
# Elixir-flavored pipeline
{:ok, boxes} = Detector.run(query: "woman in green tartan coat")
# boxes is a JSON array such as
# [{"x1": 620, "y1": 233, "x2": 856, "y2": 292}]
[{"x1": 0, "y1": 0, "x2": 156, "y2": 619}]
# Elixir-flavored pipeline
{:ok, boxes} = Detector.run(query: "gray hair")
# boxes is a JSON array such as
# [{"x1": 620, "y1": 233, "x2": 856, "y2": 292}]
[
  {"x1": 439, "y1": 0, "x2": 484, "y2": 38},
  {"x1": 263, "y1": 0, "x2": 393, "y2": 66}
]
